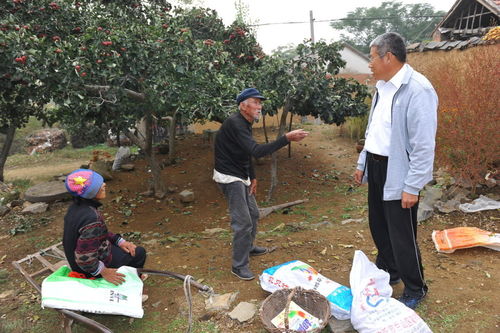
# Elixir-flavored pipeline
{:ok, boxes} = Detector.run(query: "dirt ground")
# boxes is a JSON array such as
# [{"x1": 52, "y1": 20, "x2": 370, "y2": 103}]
[{"x1": 0, "y1": 124, "x2": 499, "y2": 333}]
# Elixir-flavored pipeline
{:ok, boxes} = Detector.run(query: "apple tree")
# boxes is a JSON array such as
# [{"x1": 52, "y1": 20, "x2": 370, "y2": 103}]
[{"x1": 258, "y1": 41, "x2": 369, "y2": 200}]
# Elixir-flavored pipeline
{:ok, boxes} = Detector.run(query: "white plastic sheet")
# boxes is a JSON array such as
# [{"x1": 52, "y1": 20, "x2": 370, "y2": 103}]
[{"x1": 459, "y1": 195, "x2": 500, "y2": 213}]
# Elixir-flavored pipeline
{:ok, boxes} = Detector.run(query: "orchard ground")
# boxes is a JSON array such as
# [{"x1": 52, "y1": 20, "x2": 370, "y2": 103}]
[{"x1": 0, "y1": 124, "x2": 498, "y2": 333}]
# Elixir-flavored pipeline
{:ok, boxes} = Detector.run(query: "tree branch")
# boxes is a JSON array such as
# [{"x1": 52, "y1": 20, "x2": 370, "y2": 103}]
[{"x1": 84, "y1": 85, "x2": 145, "y2": 101}]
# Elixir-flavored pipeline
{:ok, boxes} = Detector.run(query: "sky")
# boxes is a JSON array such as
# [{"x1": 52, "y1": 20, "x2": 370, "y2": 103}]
[{"x1": 196, "y1": 0, "x2": 458, "y2": 53}]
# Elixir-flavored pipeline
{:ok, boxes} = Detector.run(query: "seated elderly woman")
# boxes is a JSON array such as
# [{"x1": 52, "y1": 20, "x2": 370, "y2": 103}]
[{"x1": 63, "y1": 169, "x2": 147, "y2": 285}]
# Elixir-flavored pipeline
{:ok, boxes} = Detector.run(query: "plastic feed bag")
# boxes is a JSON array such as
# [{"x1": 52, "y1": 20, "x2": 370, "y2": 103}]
[
  {"x1": 41, "y1": 265, "x2": 144, "y2": 318},
  {"x1": 260, "y1": 260, "x2": 352, "y2": 320},
  {"x1": 432, "y1": 227, "x2": 500, "y2": 253},
  {"x1": 349, "y1": 250, "x2": 431, "y2": 333},
  {"x1": 271, "y1": 300, "x2": 323, "y2": 331}
]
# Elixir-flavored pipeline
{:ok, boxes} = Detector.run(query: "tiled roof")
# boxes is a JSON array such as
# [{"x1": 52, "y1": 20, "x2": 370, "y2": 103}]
[{"x1": 407, "y1": 36, "x2": 498, "y2": 52}]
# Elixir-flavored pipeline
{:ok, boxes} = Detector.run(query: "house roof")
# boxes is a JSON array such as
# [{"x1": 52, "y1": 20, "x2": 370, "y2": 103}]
[
  {"x1": 407, "y1": 36, "x2": 491, "y2": 53},
  {"x1": 432, "y1": 0, "x2": 500, "y2": 39},
  {"x1": 342, "y1": 43, "x2": 369, "y2": 62}
]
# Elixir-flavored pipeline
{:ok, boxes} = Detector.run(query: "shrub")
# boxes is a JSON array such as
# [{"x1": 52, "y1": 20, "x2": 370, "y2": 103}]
[
  {"x1": 341, "y1": 113, "x2": 369, "y2": 141},
  {"x1": 409, "y1": 44, "x2": 500, "y2": 189}
]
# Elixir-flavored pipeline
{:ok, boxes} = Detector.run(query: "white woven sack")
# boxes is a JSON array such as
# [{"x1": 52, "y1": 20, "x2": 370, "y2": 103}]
[
  {"x1": 41, "y1": 265, "x2": 144, "y2": 318},
  {"x1": 350, "y1": 250, "x2": 432, "y2": 333}
]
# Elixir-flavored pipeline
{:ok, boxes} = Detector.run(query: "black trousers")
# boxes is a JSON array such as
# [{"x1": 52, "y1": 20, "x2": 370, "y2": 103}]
[
  {"x1": 109, "y1": 244, "x2": 147, "y2": 270},
  {"x1": 367, "y1": 153, "x2": 428, "y2": 297}
]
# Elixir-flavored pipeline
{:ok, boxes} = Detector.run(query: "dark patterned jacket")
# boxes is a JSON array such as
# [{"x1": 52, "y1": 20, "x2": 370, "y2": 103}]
[{"x1": 63, "y1": 198, "x2": 123, "y2": 276}]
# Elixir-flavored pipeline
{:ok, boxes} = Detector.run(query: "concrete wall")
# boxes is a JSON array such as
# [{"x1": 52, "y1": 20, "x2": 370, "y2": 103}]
[{"x1": 338, "y1": 48, "x2": 370, "y2": 75}]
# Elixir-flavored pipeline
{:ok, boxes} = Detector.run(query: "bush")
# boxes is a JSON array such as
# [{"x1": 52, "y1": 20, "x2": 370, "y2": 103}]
[
  {"x1": 340, "y1": 114, "x2": 369, "y2": 141},
  {"x1": 409, "y1": 45, "x2": 500, "y2": 189}
]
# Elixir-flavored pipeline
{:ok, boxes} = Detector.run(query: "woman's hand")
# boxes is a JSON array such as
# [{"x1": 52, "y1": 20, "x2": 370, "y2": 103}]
[
  {"x1": 119, "y1": 241, "x2": 137, "y2": 256},
  {"x1": 101, "y1": 267, "x2": 126, "y2": 285}
]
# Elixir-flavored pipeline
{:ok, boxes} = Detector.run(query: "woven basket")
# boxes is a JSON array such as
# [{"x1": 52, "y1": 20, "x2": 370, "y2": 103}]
[{"x1": 260, "y1": 287, "x2": 330, "y2": 333}]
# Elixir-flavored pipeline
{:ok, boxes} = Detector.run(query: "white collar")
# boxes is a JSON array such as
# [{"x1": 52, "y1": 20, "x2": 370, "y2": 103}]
[{"x1": 376, "y1": 63, "x2": 409, "y2": 90}]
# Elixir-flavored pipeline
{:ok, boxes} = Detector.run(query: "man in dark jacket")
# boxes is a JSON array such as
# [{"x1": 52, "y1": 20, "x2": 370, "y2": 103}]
[
  {"x1": 63, "y1": 169, "x2": 147, "y2": 285},
  {"x1": 214, "y1": 88, "x2": 308, "y2": 280}
]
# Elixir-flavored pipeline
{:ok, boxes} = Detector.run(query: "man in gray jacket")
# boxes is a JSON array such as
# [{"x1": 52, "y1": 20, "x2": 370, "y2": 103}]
[{"x1": 354, "y1": 32, "x2": 437, "y2": 309}]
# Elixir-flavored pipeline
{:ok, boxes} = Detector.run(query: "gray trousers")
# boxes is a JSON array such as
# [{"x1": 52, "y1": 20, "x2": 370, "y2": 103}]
[{"x1": 218, "y1": 181, "x2": 260, "y2": 269}]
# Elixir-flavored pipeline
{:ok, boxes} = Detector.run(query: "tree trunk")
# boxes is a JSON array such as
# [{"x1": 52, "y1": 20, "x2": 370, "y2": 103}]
[
  {"x1": 262, "y1": 114, "x2": 269, "y2": 143},
  {"x1": 116, "y1": 128, "x2": 120, "y2": 147},
  {"x1": 288, "y1": 113, "x2": 293, "y2": 158},
  {"x1": 168, "y1": 110, "x2": 178, "y2": 164},
  {"x1": 266, "y1": 106, "x2": 289, "y2": 202},
  {"x1": 125, "y1": 114, "x2": 166, "y2": 197},
  {"x1": 0, "y1": 125, "x2": 16, "y2": 182}
]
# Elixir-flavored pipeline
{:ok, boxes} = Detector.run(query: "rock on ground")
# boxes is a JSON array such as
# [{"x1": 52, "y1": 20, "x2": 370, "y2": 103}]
[
  {"x1": 417, "y1": 202, "x2": 434, "y2": 222},
  {"x1": 90, "y1": 161, "x2": 113, "y2": 181},
  {"x1": 25, "y1": 128, "x2": 66, "y2": 154},
  {"x1": 24, "y1": 181, "x2": 70, "y2": 203},
  {"x1": 0, "y1": 205, "x2": 10, "y2": 217},
  {"x1": 120, "y1": 164, "x2": 135, "y2": 171},
  {"x1": 228, "y1": 302, "x2": 257, "y2": 322},
  {"x1": 205, "y1": 292, "x2": 239, "y2": 311},
  {"x1": 22, "y1": 202, "x2": 49, "y2": 214},
  {"x1": 179, "y1": 190, "x2": 195, "y2": 203},
  {"x1": 112, "y1": 146, "x2": 131, "y2": 171}
]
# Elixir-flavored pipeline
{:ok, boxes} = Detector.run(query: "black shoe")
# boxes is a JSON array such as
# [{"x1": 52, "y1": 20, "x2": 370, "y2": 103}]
[
  {"x1": 389, "y1": 277, "x2": 401, "y2": 285},
  {"x1": 397, "y1": 293, "x2": 425, "y2": 309},
  {"x1": 250, "y1": 246, "x2": 270, "y2": 256},
  {"x1": 231, "y1": 267, "x2": 255, "y2": 280}
]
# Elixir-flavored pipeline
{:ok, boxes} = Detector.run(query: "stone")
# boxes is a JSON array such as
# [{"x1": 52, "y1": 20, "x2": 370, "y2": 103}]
[
  {"x1": 120, "y1": 164, "x2": 135, "y2": 171},
  {"x1": 0, "y1": 205, "x2": 10, "y2": 217},
  {"x1": 25, "y1": 128, "x2": 67, "y2": 154},
  {"x1": 179, "y1": 190, "x2": 194, "y2": 203},
  {"x1": 205, "y1": 292, "x2": 238, "y2": 311},
  {"x1": 112, "y1": 146, "x2": 131, "y2": 171},
  {"x1": 90, "y1": 160, "x2": 113, "y2": 181},
  {"x1": 24, "y1": 181, "x2": 70, "y2": 203},
  {"x1": 435, "y1": 199, "x2": 460, "y2": 214},
  {"x1": 9, "y1": 199, "x2": 24, "y2": 208},
  {"x1": 328, "y1": 317, "x2": 356, "y2": 332},
  {"x1": 448, "y1": 188, "x2": 470, "y2": 203},
  {"x1": 417, "y1": 202, "x2": 434, "y2": 222},
  {"x1": 22, "y1": 202, "x2": 49, "y2": 214},
  {"x1": 421, "y1": 186, "x2": 443, "y2": 207},
  {"x1": 228, "y1": 302, "x2": 257, "y2": 323}
]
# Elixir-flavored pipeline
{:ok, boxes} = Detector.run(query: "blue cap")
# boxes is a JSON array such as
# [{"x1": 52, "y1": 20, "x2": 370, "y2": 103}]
[{"x1": 236, "y1": 88, "x2": 266, "y2": 105}]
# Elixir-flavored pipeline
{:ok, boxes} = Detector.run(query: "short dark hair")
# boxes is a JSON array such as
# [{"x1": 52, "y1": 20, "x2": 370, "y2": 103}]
[{"x1": 370, "y1": 32, "x2": 406, "y2": 63}]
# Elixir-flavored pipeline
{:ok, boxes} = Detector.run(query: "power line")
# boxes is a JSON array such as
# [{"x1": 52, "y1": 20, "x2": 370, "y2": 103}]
[{"x1": 249, "y1": 15, "x2": 443, "y2": 27}]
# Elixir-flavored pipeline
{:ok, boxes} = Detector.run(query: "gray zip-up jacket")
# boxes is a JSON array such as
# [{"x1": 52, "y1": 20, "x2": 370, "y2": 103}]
[{"x1": 357, "y1": 65, "x2": 438, "y2": 201}]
